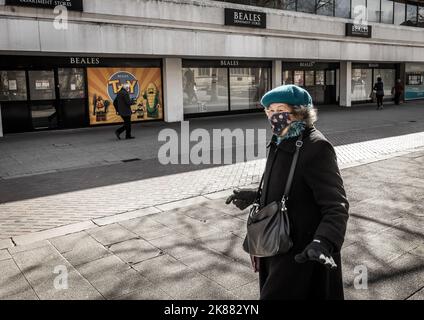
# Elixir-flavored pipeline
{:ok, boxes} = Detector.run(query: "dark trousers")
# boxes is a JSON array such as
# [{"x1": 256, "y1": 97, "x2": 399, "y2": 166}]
[
  {"x1": 116, "y1": 116, "x2": 132, "y2": 138},
  {"x1": 394, "y1": 93, "x2": 401, "y2": 105},
  {"x1": 376, "y1": 95, "x2": 384, "y2": 109}
]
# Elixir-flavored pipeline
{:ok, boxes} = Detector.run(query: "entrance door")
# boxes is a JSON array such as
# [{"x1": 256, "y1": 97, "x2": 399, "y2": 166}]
[{"x1": 28, "y1": 70, "x2": 58, "y2": 130}]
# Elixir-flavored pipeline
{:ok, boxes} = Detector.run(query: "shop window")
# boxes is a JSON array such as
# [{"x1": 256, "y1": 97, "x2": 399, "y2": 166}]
[
  {"x1": 0, "y1": 70, "x2": 27, "y2": 101},
  {"x1": 58, "y1": 68, "x2": 85, "y2": 99},
  {"x1": 297, "y1": 0, "x2": 316, "y2": 13},
  {"x1": 305, "y1": 71, "x2": 315, "y2": 86},
  {"x1": 367, "y1": 0, "x2": 381, "y2": 23},
  {"x1": 394, "y1": 2, "x2": 406, "y2": 25},
  {"x1": 183, "y1": 67, "x2": 229, "y2": 114},
  {"x1": 283, "y1": 70, "x2": 293, "y2": 85},
  {"x1": 405, "y1": 3, "x2": 418, "y2": 26},
  {"x1": 380, "y1": 0, "x2": 394, "y2": 24},
  {"x1": 316, "y1": 0, "x2": 334, "y2": 16},
  {"x1": 315, "y1": 70, "x2": 325, "y2": 85},
  {"x1": 351, "y1": 68, "x2": 372, "y2": 101},
  {"x1": 28, "y1": 70, "x2": 56, "y2": 101},
  {"x1": 326, "y1": 70, "x2": 335, "y2": 85},
  {"x1": 280, "y1": 0, "x2": 297, "y2": 10},
  {"x1": 230, "y1": 67, "x2": 271, "y2": 110},
  {"x1": 374, "y1": 69, "x2": 396, "y2": 96},
  {"x1": 335, "y1": 0, "x2": 350, "y2": 18},
  {"x1": 351, "y1": 0, "x2": 366, "y2": 23},
  {"x1": 418, "y1": 6, "x2": 424, "y2": 27},
  {"x1": 198, "y1": 68, "x2": 211, "y2": 77},
  {"x1": 294, "y1": 71, "x2": 304, "y2": 86}
]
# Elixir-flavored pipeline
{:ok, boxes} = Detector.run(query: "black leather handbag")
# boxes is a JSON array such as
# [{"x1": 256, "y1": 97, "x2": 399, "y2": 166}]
[{"x1": 242, "y1": 135, "x2": 304, "y2": 257}]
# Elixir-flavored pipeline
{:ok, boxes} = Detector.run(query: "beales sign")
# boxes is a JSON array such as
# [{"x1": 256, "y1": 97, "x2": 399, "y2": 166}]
[
  {"x1": 5, "y1": 0, "x2": 83, "y2": 11},
  {"x1": 346, "y1": 23, "x2": 372, "y2": 38},
  {"x1": 225, "y1": 8, "x2": 266, "y2": 29}
]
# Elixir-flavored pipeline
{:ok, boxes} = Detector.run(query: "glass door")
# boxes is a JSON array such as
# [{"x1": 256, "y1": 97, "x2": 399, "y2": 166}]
[{"x1": 28, "y1": 70, "x2": 58, "y2": 130}]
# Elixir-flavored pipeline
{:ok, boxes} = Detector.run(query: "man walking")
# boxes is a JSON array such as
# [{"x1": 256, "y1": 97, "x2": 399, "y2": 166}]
[
  {"x1": 392, "y1": 79, "x2": 404, "y2": 105},
  {"x1": 114, "y1": 83, "x2": 135, "y2": 140}
]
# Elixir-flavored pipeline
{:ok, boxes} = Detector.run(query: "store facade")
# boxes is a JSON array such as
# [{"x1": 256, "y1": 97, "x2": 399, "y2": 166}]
[
  {"x1": 0, "y1": 56, "x2": 164, "y2": 134},
  {"x1": 1, "y1": 0, "x2": 424, "y2": 136}
]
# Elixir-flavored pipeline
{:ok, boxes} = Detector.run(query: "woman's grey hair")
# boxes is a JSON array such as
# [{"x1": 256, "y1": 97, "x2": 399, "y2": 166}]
[{"x1": 291, "y1": 105, "x2": 318, "y2": 128}]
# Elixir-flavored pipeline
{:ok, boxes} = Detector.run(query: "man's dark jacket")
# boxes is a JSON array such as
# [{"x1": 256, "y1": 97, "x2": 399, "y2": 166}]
[
  {"x1": 115, "y1": 88, "x2": 133, "y2": 117},
  {"x1": 258, "y1": 126, "x2": 349, "y2": 300}
]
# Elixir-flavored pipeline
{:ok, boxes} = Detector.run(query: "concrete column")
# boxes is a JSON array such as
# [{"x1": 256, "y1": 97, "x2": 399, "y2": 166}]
[
  {"x1": 163, "y1": 58, "x2": 184, "y2": 123},
  {"x1": 0, "y1": 104, "x2": 3, "y2": 138},
  {"x1": 339, "y1": 61, "x2": 352, "y2": 107},
  {"x1": 272, "y1": 60, "x2": 282, "y2": 88}
]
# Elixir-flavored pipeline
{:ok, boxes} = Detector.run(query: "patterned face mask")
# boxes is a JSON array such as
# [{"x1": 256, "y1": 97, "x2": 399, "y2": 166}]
[{"x1": 268, "y1": 112, "x2": 292, "y2": 136}]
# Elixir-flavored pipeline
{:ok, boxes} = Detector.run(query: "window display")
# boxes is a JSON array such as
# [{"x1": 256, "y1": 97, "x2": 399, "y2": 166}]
[
  {"x1": 28, "y1": 70, "x2": 56, "y2": 101},
  {"x1": 183, "y1": 67, "x2": 229, "y2": 114},
  {"x1": 58, "y1": 68, "x2": 85, "y2": 99},
  {"x1": 351, "y1": 68, "x2": 372, "y2": 101},
  {"x1": 0, "y1": 70, "x2": 27, "y2": 101},
  {"x1": 374, "y1": 69, "x2": 396, "y2": 96}
]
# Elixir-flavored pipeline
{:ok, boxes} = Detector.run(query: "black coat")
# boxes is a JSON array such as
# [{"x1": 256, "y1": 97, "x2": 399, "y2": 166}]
[
  {"x1": 258, "y1": 126, "x2": 349, "y2": 300},
  {"x1": 115, "y1": 88, "x2": 133, "y2": 117}
]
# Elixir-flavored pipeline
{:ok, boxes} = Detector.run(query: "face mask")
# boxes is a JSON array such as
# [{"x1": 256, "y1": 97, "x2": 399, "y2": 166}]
[{"x1": 268, "y1": 111, "x2": 292, "y2": 136}]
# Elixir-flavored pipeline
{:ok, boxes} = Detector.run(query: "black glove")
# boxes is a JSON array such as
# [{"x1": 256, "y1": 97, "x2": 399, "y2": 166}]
[
  {"x1": 225, "y1": 188, "x2": 258, "y2": 210},
  {"x1": 295, "y1": 239, "x2": 337, "y2": 270}
]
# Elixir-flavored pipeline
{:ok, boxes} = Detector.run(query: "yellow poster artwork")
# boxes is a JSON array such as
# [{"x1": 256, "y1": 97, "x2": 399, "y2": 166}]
[{"x1": 87, "y1": 67, "x2": 163, "y2": 125}]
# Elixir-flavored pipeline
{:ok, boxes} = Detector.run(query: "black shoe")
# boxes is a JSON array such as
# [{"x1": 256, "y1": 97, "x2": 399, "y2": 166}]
[
  {"x1": 115, "y1": 130, "x2": 121, "y2": 140},
  {"x1": 126, "y1": 136, "x2": 135, "y2": 140}
]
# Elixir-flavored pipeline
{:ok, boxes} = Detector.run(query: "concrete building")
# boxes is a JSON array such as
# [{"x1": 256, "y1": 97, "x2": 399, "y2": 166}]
[{"x1": 1, "y1": 0, "x2": 424, "y2": 136}]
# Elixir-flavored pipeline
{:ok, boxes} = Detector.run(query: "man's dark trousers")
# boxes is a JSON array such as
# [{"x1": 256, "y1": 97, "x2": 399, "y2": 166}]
[{"x1": 116, "y1": 116, "x2": 132, "y2": 138}]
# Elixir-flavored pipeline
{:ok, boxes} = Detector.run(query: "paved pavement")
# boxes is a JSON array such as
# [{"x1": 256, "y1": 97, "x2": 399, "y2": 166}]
[
  {"x1": 0, "y1": 101, "x2": 424, "y2": 239},
  {"x1": 0, "y1": 149, "x2": 423, "y2": 300}
]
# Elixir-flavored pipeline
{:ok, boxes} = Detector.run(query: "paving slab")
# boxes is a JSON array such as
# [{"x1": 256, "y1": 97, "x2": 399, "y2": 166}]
[
  {"x1": 179, "y1": 249, "x2": 257, "y2": 291},
  {"x1": 75, "y1": 255, "x2": 153, "y2": 299},
  {"x1": 0, "y1": 259, "x2": 39, "y2": 300},
  {"x1": 148, "y1": 233, "x2": 206, "y2": 259},
  {"x1": 229, "y1": 281, "x2": 260, "y2": 300},
  {"x1": 0, "y1": 238, "x2": 13, "y2": 250},
  {"x1": 49, "y1": 231, "x2": 111, "y2": 267},
  {"x1": 0, "y1": 249, "x2": 12, "y2": 261},
  {"x1": 87, "y1": 224, "x2": 138, "y2": 247},
  {"x1": 11, "y1": 245, "x2": 103, "y2": 300},
  {"x1": 119, "y1": 217, "x2": 175, "y2": 241},
  {"x1": 108, "y1": 238, "x2": 162, "y2": 265}
]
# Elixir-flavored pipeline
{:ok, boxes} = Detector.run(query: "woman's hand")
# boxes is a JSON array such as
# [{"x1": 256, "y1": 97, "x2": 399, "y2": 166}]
[
  {"x1": 225, "y1": 188, "x2": 257, "y2": 210},
  {"x1": 250, "y1": 255, "x2": 260, "y2": 273},
  {"x1": 294, "y1": 239, "x2": 337, "y2": 270}
]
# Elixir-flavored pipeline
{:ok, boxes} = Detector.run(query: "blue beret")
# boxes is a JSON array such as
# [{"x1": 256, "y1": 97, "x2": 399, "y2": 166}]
[{"x1": 261, "y1": 85, "x2": 313, "y2": 109}]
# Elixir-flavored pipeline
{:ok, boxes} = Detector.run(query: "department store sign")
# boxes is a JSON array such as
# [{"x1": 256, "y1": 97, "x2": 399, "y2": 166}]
[
  {"x1": 225, "y1": 8, "x2": 266, "y2": 29},
  {"x1": 5, "y1": 0, "x2": 83, "y2": 11},
  {"x1": 346, "y1": 23, "x2": 372, "y2": 38}
]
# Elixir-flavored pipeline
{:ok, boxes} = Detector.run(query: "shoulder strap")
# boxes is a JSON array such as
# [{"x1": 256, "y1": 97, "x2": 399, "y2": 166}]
[{"x1": 283, "y1": 133, "x2": 304, "y2": 200}]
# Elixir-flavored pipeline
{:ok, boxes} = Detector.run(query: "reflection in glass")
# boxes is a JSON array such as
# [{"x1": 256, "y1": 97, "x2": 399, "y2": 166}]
[
  {"x1": 374, "y1": 69, "x2": 396, "y2": 96},
  {"x1": 183, "y1": 68, "x2": 229, "y2": 114},
  {"x1": 58, "y1": 68, "x2": 85, "y2": 99},
  {"x1": 335, "y1": 0, "x2": 350, "y2": 18},
  {"x1": 351, "y1": 68, "x2": 372, "y2": 101},
  {"x1": 326, "y1": 70, "x2": 335, "y2": 85},
  {"x1": 0, "y1": 70, "x2": 27, "y2": 101},
  {"x1": 230, "y1": 68, "x2": 271, "y2": 110},
  {"x1": 28, "y1": 70, "x2": 56, "y2": 101},
  {"x1": 351, "y1": 0, "x2": 366, "y2": 22},
  {"x1": 367, "y1": 0, "x2": 381, "y2": 23},
  {"x1": 294, "y1": 71, "x2": 304, "y2": 86},
  {"x1": 281, "y1": 0, "x2": 297, "y2": 10},
  {"x1": 31, "y1": 103, "x2": 58, "y2": 129},
  {"x1": 305, "y1": 71, "x2": 314, "y2": 86},
  {"x1": 394, "y1": 2, "x2": 406, "y2": 25},
  {"x1": 381, "y1": 0, "x2": 394, "y2": 24},
  {"x1": 315, "y1": 71, "x2": 325, "y2": 85},
  {"x1": 297, "y1": 0, "x2": 316, "y2": 13},
  {"x1": 419, "y1": 6, "x2": 424, "y2": 27},
  {"x1": 316, "y1": 0, "x2": 334, "y2": 16},
  {"x1": 283, "y1": 70, "x2": 293, "y2": 85},
  {"x1": 406, "y1": 4, "x2": 418, "y2": 26}
]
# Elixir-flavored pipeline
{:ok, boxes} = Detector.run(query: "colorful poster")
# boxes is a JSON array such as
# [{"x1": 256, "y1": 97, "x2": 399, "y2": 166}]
[{"x1": 87, "y1": 67, "x2": 163, "y2": 125}]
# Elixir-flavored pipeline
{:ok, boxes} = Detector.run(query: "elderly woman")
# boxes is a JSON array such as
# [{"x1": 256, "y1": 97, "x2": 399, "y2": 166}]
[{"x1": 227, "y1": 85, "x2": 349, "y2": 300}]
